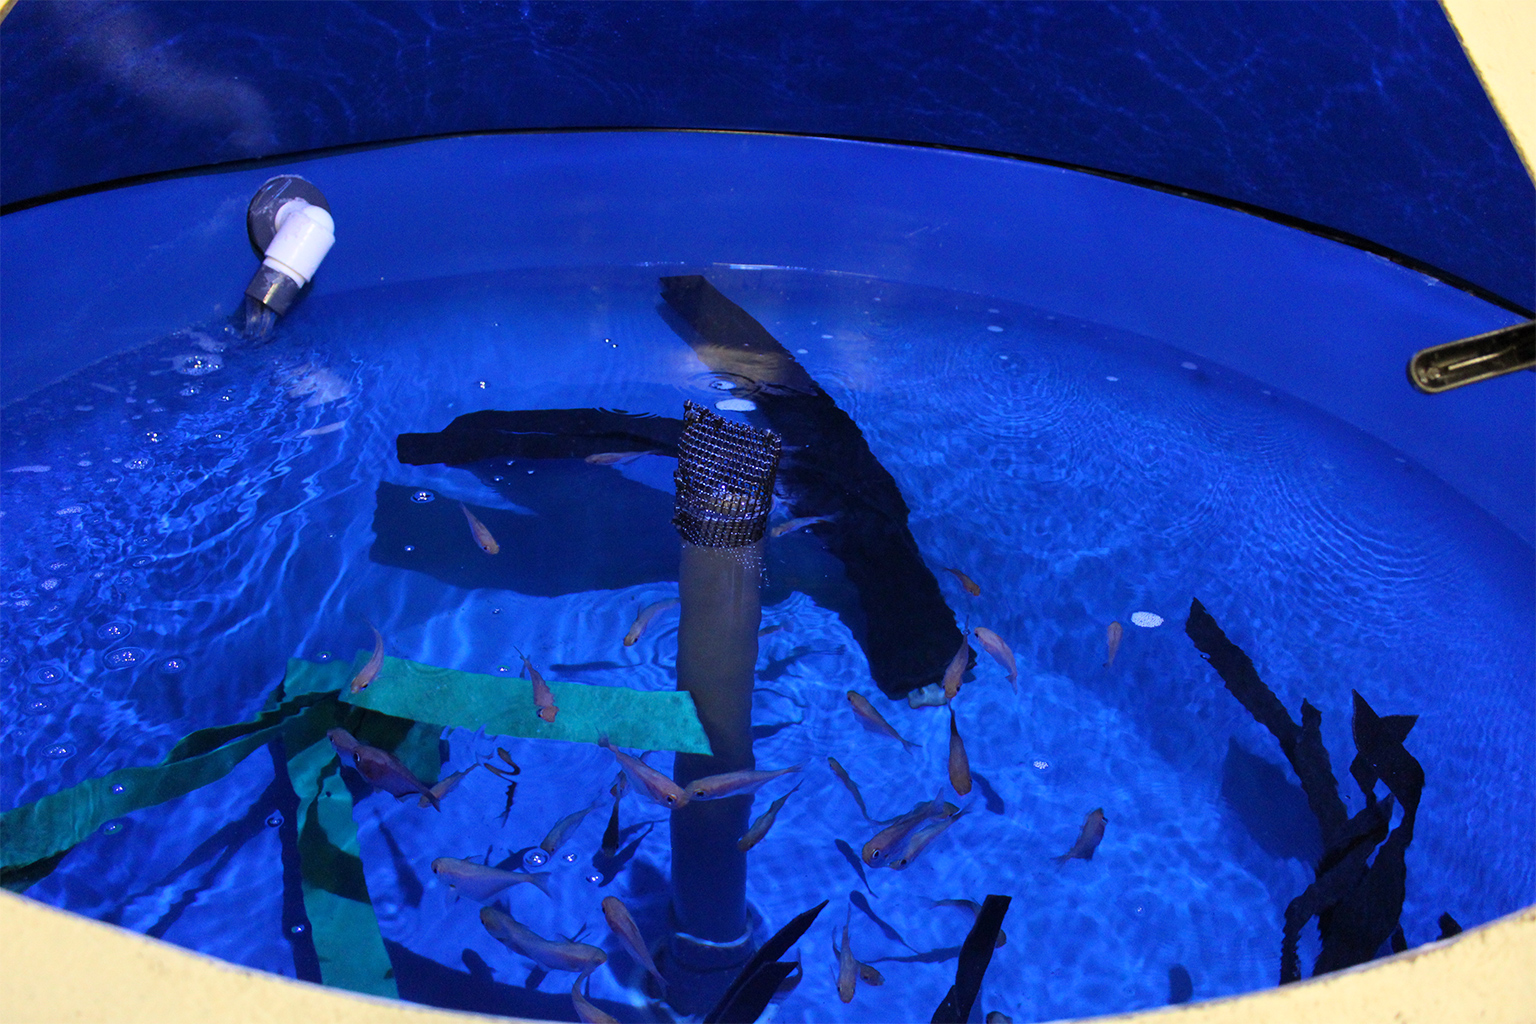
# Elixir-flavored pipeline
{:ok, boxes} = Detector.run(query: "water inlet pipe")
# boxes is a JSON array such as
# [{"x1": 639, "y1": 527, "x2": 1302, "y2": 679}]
[
  {"x1": 244, "y1": 175, "x2": 334, "y2": 319},
  {"x1": 664, "y1": 401, "x2": 782, "y2": 1014}
]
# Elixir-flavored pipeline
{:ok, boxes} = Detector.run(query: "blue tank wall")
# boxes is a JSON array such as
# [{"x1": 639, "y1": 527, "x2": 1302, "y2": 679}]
[{"x1": 1, "y1": 0, "x2": 1531, "y2": 311}]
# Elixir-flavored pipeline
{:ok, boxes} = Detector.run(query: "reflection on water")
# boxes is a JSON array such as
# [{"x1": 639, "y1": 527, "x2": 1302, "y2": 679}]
[{"x1": 1, "y1": 267, "x2": 1531, "y2": 1023}]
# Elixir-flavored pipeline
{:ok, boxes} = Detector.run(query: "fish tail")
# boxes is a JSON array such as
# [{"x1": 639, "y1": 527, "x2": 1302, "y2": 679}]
[
  {"x1": 530, "y1": 872, "x2": 554, "y2": 898},
  {"x1": 424, "y1": 789, "x2": 442, "y2": 811},
  {"x1": 1051, "y1": 853, "x2": 1070, "y2": 866}
]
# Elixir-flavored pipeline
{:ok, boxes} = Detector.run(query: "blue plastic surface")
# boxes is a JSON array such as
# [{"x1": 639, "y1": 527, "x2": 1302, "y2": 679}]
[
  {"x1": 4, "y1": 131, "x2": 1529, "y2": 545},
  {"x1": 1, "y1": 1, "x2": 1531, "y2": 309}
]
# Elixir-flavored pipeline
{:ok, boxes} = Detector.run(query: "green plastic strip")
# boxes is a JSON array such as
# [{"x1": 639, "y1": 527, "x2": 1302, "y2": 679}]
[
  {"x1": 284, "y1": 704, "x2": 403, "y2": 999},
  {"x1": 294, "y1": 652, "x2": 714, "y2": 755},
  {"x1": 1, "y1": 690, "x2": 334, "y2": 877}
]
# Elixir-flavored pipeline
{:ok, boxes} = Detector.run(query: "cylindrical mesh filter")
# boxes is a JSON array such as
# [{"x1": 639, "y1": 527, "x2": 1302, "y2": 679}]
[{"x1": 672, "y1": 401, "x2": 782, "y2": 548}]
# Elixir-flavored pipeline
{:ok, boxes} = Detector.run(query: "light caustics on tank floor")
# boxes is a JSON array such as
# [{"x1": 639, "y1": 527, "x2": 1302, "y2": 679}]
[{"x1": 1, "y1": 246, "x2": 1532, "y2": 1022}]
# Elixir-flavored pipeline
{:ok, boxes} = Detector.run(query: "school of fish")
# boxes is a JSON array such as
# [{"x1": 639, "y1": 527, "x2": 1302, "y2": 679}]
[{"x1": 327, "y1": 556, "x2": 1118, "y2": 1018}]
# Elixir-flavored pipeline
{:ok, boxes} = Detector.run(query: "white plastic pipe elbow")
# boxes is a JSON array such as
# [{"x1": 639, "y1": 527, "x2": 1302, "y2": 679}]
[{"x1": 261, "y1": 199, "x2": 335, "y2": 288}]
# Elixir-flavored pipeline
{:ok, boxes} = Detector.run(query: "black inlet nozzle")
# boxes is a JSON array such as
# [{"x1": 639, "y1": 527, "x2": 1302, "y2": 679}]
[{"x1": 1407, "y1": 319, "x2": 1535, "y2": 394}]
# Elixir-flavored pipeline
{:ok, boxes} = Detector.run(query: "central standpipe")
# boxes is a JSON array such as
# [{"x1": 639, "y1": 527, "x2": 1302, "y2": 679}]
[{"x1": 664, "y1": 401, "x2": 781, "y2": 1013}]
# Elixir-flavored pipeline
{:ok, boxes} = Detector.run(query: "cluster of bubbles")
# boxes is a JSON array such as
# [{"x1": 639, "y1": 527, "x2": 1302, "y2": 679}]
[
  {"x1": 266, "y1": 812, "x2": 284, "y2": 828},
  {"x1": 104, "y1": 648, "x2": 145, "y2": 670},
  {"x1": 524, "y1": 849, "x2": 550, "y2": 868},
  {"x1": 124, "y1": 456, "x2": 153, "y2": 471},
  {"x1": 158, "y1": 656, "x2": 188, "y2": 675},
  {"x1": 97, "y1": 622, "x2": 133, "y2": 641},
  {"x1": 43, "y1": 743, "x2": 75, "y2": 759},
  {"x1": 101, "y1": 821, "x2": 124, "y2": 835},
  {"x1": 22, "y1": 696, "x2": 55, "y2": 716},
  {"x1": 411, "y1": 490, "x2": 435, "y2": 503}
]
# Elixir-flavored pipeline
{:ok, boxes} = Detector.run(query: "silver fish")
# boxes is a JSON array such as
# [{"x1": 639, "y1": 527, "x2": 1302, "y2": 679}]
[
  {"x1": 540, "y1": 800, "x2": 601, "y2": 855},
  {"x1": 600, "y1": 736, "x2": 690, "y2": 809},
  {"x1": 906, "y1": 683, "x2": 949, "y2": 708},
  {"x1": 419, "y1": 764, "x2": 477, "y2": 808},
  {"x1": 948, "y1": 707, "x2": 972, "y2": 797},
  {"x1": 887, "y1": 808, "x2": 968, "y2": 870},
  {"x1": 943, "y1": 566, "x2": 980, "y2": 596},
  {"x1": 827, "y1": 756, "x2": 872, "y2": 820},
  {"x1": 738, "y1": 782, "x2": 801, "y2": 851},
  {"x1": 1053, "y1": 807, "x2": 1108, "y2": 864},
  {"x1": 352, "y1": 744, "x2": 441, "y2": 810},
  {"x1": 857, "y1": 961, "x2": 885, "y2": 985},
  {"x1": 460, "y1": 502, "x2": 500, "y2": 555},
  {"x1": 298, "y1": 419, "x2": 347, "y2": 437},
  {"x1": 521, "y1": 653, "x2": 558, "y2": 723},
  {"x1": 686, "y1": 762, "x2": 805, "y2": 801},
  {"x1": 846, "y1": 691, "x2": 918, "y2": 752},
  {"x1": 601, "y1": 896, "x2": 667, "y2": 993},
  {"x1": 571, "y1": 975, "x2": 619, "y2": 1023},
  {"x1": 770, "y1": 514, "x2": 835, "y2": 538},
  {"x1": 1105, "y1": 621, "x2": 1123, "y2": 667},
  {"x1": 624, "y1": 597, "x2": 679, "y2": 646},
  {"x1": 431, "y1": 857, "x2": 552, "y2": 901},
  {"x1": 861, "y1": 793, "x2": 954, "y2": 867},
  {"x1": 942, "y1": 634, "x2": 971, "y2": 701},
  {"x1": 349, "y1": 624, "x2": 384, "y2": 694},
  {"x1": 836, "y1": 912, "x2": 858, "y2": 1003},
  {"x1": 972, "y1": 627, "x2": 1017, "y2": 689},
  {"x1": 585, "y1": 450, "x2": 652, "y2": 466},
  {"x1": 481, "y1": 907, "x2": 607, "y2": 974},
  {"x1": 328, "y1": 728, "x2": 440, "y2": 809}
]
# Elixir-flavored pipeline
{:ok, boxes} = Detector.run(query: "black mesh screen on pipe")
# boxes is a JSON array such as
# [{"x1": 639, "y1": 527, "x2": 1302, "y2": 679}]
[{"x1": 672, "y1": 401, "x2": 782, "y2": 548}]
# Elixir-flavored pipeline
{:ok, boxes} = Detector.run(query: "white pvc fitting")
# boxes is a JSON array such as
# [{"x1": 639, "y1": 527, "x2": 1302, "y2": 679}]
[{"x1": 261, "y1": 199, "x2": 335, "y2": 287}]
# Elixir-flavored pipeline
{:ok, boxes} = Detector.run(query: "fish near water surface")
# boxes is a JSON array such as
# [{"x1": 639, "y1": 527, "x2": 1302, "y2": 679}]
[
  {"x1": 862, "y1": 793, "x2": 956, "y2": 867},
  {"x1": 686, "y1": 762, "x2": 805, "y2": 801},
  {"x1": 459, "y1": 502, "x2": 500, "y2": 555},
  {"x1": 972, "y1": 627, "x2": 1017, "y2": 689},
  {"x1": 328, "y1": 727, "x2": 441, "y2": 809},
  {"x1": 942, "y1": 634, "x2": 972, "y2": 701},
  {"x1": 886, "y1": 807, "x2": 967, "y2": 870},
  {"x1": 571, "y1": 976, "x2": 620, "y2": 1024},
  {"x1": 836, "y1": 912, "x2": 858, "y2": 1003},
  {"x1": 846, "y1": 691, "x2": 918, "y2": 752},
  {"x1": 1053, "y1": 807, "x2": 1108, "y2": 864},
  {"x1": 420, "y1": 764, "x2": 477, "y2": 807},
  {"x1": 541, "y1": 800, "x2": 601, "y2": 855},
  {"x1": 349, "y1": 624, "x2": 384, "y2": 693},
  {"x1": 601, "y1": 896, "x2": 667, "y2": 993},
  {"x1": 480, "y1": 907, "x2": 608, "y2": 974},
  {"x1": 430, "y1": 857, "x2": 552, "y2": 901},
  {"x1": 520, "y1": 652, "x2": 559, "y2": 722},
  {"x1": 943, "y1": 567, "x2": 981, "y2": 596},
  {"x1": 948, "y1": 707, "x2": 972, "y2": 796},
  {"x1": 1104, "y1": 621, "x2": 1123, "y2": 667},
  {"x1": 585, "y1": 450, "x2": 653, "y2": 466},
  {"x1": 599, "y1": 736, "x2": 690, "y2": 809},
  {"x1": 738, "y1": 782, "x2": 802, "y2": 851},
  {"x1": 770, "y1": 514, "x2": 835, "y2": 538},
  {"x1": 624, "y1": 597, "x2": 679, "y2": 646}
]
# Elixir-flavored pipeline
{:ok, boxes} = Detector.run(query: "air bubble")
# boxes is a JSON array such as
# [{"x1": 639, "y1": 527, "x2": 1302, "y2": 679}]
[
  {"x1": 411, "y1": 490, "x2": 435, "y2": 503},
  {"x1": 97, "y1": 621, "x2": 133, "y2": 641},
  {"x1": 43, "y1": 743, "x2": 75, "y2": 759},
  {"x1": 129, "y1": 556, "x2": 152, "y2": 568},
  {"x1": 47, "y1": 560, "x2": 71, "y2": 572},
  {"x1": 584, "y1": 872, "x2": 603, "y2": 885},
  {"x1": 266, "y1": 812, "x2": 284, "y2": 828},
  {"x1": 523, "y1": 850, "x2": 550, "y2": 869},
  {"x1": 290, "y1": 923, "x2": 307, "y2": 934},
  {"x1": 710, "y1": 380, "x2": 733, "y2": 391},
  {"x1": 562, "y1": 852, "x2": 578, "y2": 864},
  {"x1": 104, "y1": 648, "x2": 145, "y2": 669},
  {"x1": 101, "y1": 821, "x2": 124, "y2": 835},
  {"x1": 143, "y1": 431, "x2": 163, "y2": 444},
  {"x1": 1031, "y1": 759, "x2": 1050, "y2": 771},
  {"x1": 40, "y1": 578, "x2": 61, "y2": 591},
  {"x1": 403, "y1": 545, "x2": 415, "y2": 553},
  {"x1": 317, "y1": 651, "x2": 332, "y2": 662},
  {"x1": 111, "y1": 784, "x2": 126, "y2": 794},
  {"x1": 22, "y1": 696, "x2": 56, "y2": 715},
  {"x1": 124, "y1": 456, "x2": 153, "y2": 470},
  {"x1": 179, "y1": 386, "x2": 200, "y2": 397},
  {"x1": 29, "y1": 665, "x2": 64, "y2": 686}
]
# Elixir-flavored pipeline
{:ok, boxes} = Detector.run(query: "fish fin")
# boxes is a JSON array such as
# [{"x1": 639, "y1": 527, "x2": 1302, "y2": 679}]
[{"x1": 1051, "y1": 853, "x2": 1070, "y2": 866}]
